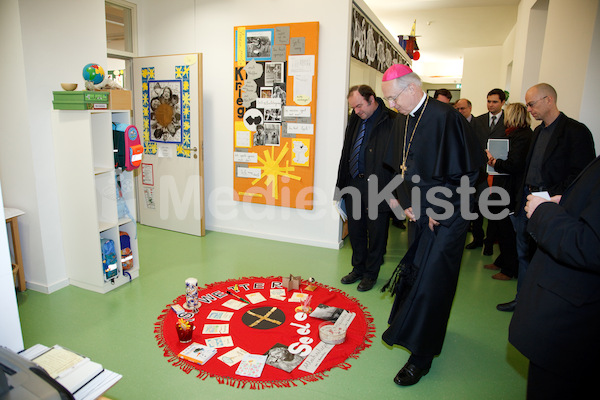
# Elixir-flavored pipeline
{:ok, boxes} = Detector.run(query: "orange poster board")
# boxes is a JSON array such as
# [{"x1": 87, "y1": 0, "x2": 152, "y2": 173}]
[{"x1": 233, "y1": 22, "x2": 319, "y2": 210}]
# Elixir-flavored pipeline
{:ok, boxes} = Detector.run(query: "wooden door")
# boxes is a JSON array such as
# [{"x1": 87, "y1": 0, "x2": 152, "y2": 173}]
[{"x1": 132, "y1": 54, "x2": 205, "y2": 236}]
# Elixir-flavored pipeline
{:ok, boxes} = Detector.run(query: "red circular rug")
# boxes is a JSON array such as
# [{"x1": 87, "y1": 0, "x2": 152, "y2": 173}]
[{"x1": 154, "y1": 276, "x2": 375, "y2": 389}]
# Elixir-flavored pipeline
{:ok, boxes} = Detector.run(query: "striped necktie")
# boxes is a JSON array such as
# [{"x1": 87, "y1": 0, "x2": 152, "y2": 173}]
[
  {"x1": 349, "y1": 121, "x2": 366, "y2": 178},
  {"x1": 490, "y1": 115, "x2": 497, "y2": 129}
]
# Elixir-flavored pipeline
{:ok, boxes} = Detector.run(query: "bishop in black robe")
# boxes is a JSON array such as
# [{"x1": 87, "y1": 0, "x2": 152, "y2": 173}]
[{"x1": 380, "y1": 64, "x2": 486, "y2": 386}]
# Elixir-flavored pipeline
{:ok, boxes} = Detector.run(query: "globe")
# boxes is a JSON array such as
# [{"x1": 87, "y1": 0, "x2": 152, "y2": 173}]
[{"x1": 82, "y1": 63, "x2": 105, "y2": 85}]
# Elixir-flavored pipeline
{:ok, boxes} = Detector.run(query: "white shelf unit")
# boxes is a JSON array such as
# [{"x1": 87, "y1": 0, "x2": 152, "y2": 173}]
[{"x1": 52, "y1": 110, "x2": 140, "y2": 293}]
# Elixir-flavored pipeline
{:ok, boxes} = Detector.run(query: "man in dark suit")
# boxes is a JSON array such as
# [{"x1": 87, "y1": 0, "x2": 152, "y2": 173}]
[
  {"x1": 454, "y1": 98, "x2": 474, "y2": 124},
  {"x1": 433, "y1": 88, "x2": 452, "y2": 103},
  {"x1": 497, "y1": 83, "x2": 596, "y2": 311},
  {"x1": 335, "y1": 85, "x2": 397, "y2": 292},
  {"x1": 509, "y1": 154, "x2": 600, "y2": 399},
  {"x1": 466, "y1": 89, "x2": 506, "y2": 255}
]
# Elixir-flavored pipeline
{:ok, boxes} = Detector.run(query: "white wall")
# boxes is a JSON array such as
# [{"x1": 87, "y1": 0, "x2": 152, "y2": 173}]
[
  {"x1": 580, "y1": 2, "x2": 600, "y2": 148},
  {"x1": 349, "y1": 58, "x2": 384, "y2": 97},
  {"x1": 135, "y1": 0, "x2": 360, "y2": 248},
  {"x1": 500, "y1": 25, "x2": 516, "y2": 98},
  {"x1": 0, "y1": 183, "x2": 24, "y2": 351},
  {"x1": 0, "y1": 0, "x2": 110, "y2": 293},
  {"x1": 502, "y1": 0, "x2": 599, "y2": 145},
  {"x1": 461, "y1": 46, "x2": 503, "y2": 117},
  {"x1": 0, "y1": 1, "x2": 25, "y2": 349},
  {"x1": 0, "y1": 0, "x2": 43, "y2": 293},
  {"x1": 539, "y1": 0, "x2": 598, "y2": 120}
]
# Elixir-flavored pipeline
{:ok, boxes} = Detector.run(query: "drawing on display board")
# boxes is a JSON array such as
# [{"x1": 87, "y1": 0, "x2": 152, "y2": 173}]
[
  {"x1": 149, "y1": 80, "x2": 182, "y2": 144},
  {"x1": 234, "y1": 22, "x2": 319, "y2": 209}
]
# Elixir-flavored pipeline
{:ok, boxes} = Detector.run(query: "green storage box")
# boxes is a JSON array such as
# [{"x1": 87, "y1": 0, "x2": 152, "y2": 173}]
[{"x1": 52, "y1": 91, "x2": 109, "y2": 110}]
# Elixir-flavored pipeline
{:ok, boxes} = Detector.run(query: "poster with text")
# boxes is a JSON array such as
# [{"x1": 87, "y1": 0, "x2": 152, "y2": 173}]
[{"x1": 234, "y1": 22, "x2": 319, "y2": 210}]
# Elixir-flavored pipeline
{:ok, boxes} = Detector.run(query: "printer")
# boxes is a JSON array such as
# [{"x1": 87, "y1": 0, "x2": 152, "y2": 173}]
[{"x1": 0, "y1": 346, "x2": 74, "y2": 400}]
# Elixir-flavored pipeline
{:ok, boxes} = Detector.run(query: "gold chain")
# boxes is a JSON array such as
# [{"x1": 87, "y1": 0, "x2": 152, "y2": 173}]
[{"x1": 401, "y1": 96, "x2": 429, "y2": 178}]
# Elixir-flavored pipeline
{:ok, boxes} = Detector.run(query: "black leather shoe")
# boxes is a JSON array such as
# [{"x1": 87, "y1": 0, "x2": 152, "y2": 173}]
[
  {"x1": 357, "y1": 277, "x2": 376, "y2": 292},
  {"x1": 496, "y1": 300, "x2": 517, "y2": 312},
  {"x1": 483, "y1": 245, "x2": 494, "y2": 256},
  {"x1": 393, "y1": 362, "x2": 430, "y2": 386},
  {"x1": 392, "y1": 220, "x2": 406, "y2": 229},
  {"x1": 341, "y1": 271, "x2": 363, "y2": 285},
  {"x1": 465, "y1": 240, "x2": 483, "y2": 249}
]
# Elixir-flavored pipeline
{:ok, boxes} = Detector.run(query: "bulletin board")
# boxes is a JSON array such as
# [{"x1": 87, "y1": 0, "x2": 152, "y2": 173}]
[{"x1": 233, "y1": 22, "x2": 319, "y2": 210}]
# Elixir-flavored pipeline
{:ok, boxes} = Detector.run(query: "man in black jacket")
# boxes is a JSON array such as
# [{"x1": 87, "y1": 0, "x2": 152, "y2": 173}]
[
  {"x1": 335, "y1": 85, "x2": 397, "y2": 292},
  {"x1": 509, "y1": 155, "x2": 600, "y2": 399},
  {"x1": 497, "y1": 83, "x2": 596, "y2": 311}
]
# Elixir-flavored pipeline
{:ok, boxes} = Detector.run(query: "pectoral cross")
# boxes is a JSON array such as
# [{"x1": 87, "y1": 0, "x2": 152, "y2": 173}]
[{"x1": 400, "y1": 163, "x2": 408, "y2": 179}]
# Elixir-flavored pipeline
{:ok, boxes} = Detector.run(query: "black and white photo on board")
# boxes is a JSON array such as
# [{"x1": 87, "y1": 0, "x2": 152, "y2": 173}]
[
  {"x1": 264, "y1": 123, "x2": 281, "y2": 146},
  {"x1": 246, "y1": 29, "x2": 273, "y2": 61},
  {"x1": 265, "y1": 62, "x2": 284, "y2": 86},
  {"x1": 272, "y1": 82, "x2": 287, "y2": 106},
  {"x1": 264, "y1": 107, "x2": 282, "y2": 123},
  {"x1": 253, "y1": 124, "x2": 266, "y2": 146}
]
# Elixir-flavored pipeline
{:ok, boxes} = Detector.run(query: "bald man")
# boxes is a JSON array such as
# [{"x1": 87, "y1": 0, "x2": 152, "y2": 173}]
[{"x1": 496, "y1": 83, "x2": 596, "y2": 312}]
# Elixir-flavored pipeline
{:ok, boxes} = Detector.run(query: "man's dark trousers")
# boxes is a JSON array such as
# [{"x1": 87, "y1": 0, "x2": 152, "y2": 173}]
[{"x1": 345, "y1": 175, "x2": 390, "y2": 280}]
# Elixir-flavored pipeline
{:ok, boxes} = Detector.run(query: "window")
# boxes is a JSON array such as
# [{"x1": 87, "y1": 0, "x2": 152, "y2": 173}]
[
  {"x1": 106, "y1": 0, "x2": 137, "y2": 56},
  {"x1": 106, "y1": 0, "x2": 137, "y2": 90}
]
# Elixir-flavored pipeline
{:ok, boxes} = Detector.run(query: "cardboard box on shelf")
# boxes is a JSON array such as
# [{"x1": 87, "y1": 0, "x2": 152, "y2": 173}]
[{"x1": 101, "y1": 89, "x2": 132, "y2": 110}]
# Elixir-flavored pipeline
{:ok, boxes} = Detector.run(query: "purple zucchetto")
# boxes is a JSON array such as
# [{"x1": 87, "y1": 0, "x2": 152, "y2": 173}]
[{"x1": 382, "y1": 64, "x2": 413, "y2": 81}]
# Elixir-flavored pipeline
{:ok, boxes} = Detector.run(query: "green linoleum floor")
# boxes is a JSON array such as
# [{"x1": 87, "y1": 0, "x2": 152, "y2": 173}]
[{"x1": 16, "y1": 223, "x2": 527, "y2": 400}]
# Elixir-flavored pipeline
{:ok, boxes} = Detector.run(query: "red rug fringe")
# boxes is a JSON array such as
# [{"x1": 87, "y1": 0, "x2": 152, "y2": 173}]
[{"x1": 154, "y1": 276, "x2": 376, "y2": 389}]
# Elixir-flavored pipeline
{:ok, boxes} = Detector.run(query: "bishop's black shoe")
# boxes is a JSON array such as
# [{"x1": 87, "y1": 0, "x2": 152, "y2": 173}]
[
  {"x1": 341, "y1": 271, "x2": 363, "y2": 285},
  {"x1": 392, "y1": 220, "x2": 406, "y2": 229},
  {"x1": 465, "y1": 240, "x2": 483, "y2": 249},
  {"x1": 496, "y1": 300, "x2": 517, "y2": 312},
  {"x1": 393, "y1": 362, "x2": 430, "y2": 386}
]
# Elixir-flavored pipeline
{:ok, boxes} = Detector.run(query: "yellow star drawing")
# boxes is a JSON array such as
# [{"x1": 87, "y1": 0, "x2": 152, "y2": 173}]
[{"x1": 253, "y1": 143, "x2": 301, "y2": 200}]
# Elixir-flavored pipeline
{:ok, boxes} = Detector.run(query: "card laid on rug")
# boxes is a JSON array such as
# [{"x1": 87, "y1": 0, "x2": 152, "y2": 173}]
[
  {"x1": 218, "y1": 347, "x2": 249, "y2": 367},
  {"x1": 206, "y1": 310, "x2": 234, "y2": 321},
  {"x1": 202, "y1": 324, "x2": 229, "y2": 334},
  {"x1": 222, "y1": 299, "x2": 247, "y2": 310},
  {"x1": 288, "y1": 292, "x2": 309, "y2": 302},
  {"x1": 246, "y1": 292, "x2": 267, "y2": 304},
  {"x1": 270, "y1": 288, "x2": 286, "y2": 300},
  {"x1": 235, "y1": 354, "x2": 267, "y2": 378},
  {"x1": 205, "y1": 336, "x2": 234, "y2": 348}
]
